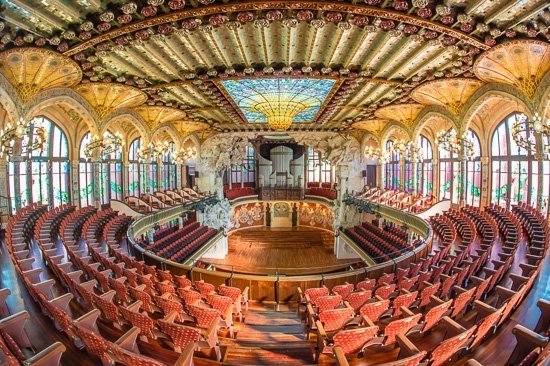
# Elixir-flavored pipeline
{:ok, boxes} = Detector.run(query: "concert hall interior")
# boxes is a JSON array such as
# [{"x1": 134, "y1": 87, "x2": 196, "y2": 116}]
[{"x1": 0, "y1": 0, "x2": 549, "y2": 365}]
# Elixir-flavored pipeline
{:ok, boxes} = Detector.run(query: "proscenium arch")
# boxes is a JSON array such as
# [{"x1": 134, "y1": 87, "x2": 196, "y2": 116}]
[
  {"x1": 22, "y1": 88, "x2": 100, "y2": 136},
  {"x1": 411, "y1": 106, "x2": 458, "y2": 141},
  {"x1": 101, "y1": 108, "x2": 151, "y2": 146},
  {"x1": 460, "y1": 83, "x2": 536, "y2": 134}
]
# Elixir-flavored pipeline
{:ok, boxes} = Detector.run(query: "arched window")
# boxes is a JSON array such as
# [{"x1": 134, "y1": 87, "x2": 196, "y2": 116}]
[
  {"x1": 161, "y1": 142, "x2": 177, "y2": 190},
  {"x1": 491, "y1": 112, "x2": 537, "y2": 209},
  {"x1": 98, "y1": 131, "x2": 123, "y2": 204},
  {"x1": 417, "y1": 135, "x2": 433, "y2": 195},
  {"x1": 438, "y1": 131, "x2": 460, "y2": 203},
  {"x1": 79, "y1": 133, "x2": 94, "y2": 207},
  {"x1": 465, "y1": 130, "x2": 482, "y2": 207},
  {"x1": 384, "y1": 140, "x2": 399, "y2": 190},
  {"x1": 8, "y1": 116, "x2": 70, "y2": 211},
  {"x1": 307, "y1": 147, "x2": 320, "y2": 183},
  {"x1": 128, "y1": 138, "x2": 142, "y2": 197}
]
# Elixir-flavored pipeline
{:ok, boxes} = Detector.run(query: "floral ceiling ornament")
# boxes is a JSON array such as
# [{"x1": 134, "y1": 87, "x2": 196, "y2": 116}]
[
  {"x1": 291, "y1": 132, "x2": 361, "y2": 166},
  {"x1": 199, "y1": 132, "x2": 255, "y2": 173}
]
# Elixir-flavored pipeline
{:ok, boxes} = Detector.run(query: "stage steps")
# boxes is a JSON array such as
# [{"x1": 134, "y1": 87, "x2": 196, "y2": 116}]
[{"x1": 221, "y1": 309, "x2": 314, "y2": 365}]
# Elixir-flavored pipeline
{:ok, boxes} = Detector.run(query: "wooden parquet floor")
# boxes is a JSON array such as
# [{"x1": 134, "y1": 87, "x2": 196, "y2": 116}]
[{"x1": 202, "y1": 227, "x2": 358, "y2": 275}]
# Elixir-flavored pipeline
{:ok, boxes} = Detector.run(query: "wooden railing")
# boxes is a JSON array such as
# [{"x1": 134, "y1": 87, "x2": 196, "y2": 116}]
[{"x1": 127, "y1": 196, "x2": 433, "y2": 303}]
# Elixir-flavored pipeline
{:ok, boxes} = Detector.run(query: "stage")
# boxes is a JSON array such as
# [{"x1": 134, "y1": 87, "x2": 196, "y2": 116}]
[{"x1": 200, "y1": 226, "x2": 359, "y2": 275}]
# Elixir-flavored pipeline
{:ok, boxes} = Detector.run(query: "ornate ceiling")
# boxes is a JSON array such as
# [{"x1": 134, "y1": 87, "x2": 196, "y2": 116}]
[{"x1": 0, "y1": 0, "x2": 549, "y2": 140}]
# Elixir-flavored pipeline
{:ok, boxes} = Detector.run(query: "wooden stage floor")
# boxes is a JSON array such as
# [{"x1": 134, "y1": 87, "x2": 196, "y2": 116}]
[{"x1": 200, "y1": 226, "x2": 359, "y2": 275}]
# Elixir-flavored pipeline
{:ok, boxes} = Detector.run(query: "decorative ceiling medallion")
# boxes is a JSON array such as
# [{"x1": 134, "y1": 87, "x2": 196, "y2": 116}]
[
  {"x1": 374, "y1": 103, "x2": 425, "y2": 127},
  {"x1": 134, "y1": 105, "x2": 187, "y2": 130},
  {"x1": 411, "y1": 78, "x2": 485, "y2": 116},
  {"x1": 474, "y1": 40, "x2": 550, "y2": 99},
  {"x1": 74, "y1": 82, "x2": 147, "y2": 120},
  {"x1": 351, "y1": 119, "x2": 389, "y2": 134},
  {"x1": 0, "y1": 47, "x2": 82, "y2": 102},
  {"x1": 219, "y1": 78, "x2": 336, "y2": 130}
]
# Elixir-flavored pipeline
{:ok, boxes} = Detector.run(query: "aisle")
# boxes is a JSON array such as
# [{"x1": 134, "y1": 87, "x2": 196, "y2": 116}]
[{"x1": 222, "y1": 306, "x2": 314, "y2": 365}]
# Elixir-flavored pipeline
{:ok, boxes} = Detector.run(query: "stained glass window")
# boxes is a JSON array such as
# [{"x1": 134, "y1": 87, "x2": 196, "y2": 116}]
[
  {"x1": 438, "y1": 130, "x2": 460, "y2": 203},
  {"x1": 8, "y1": 116, "x2": 70, "y2": 212},
  {"x1": 220, "y1": 78, "x2": 336, "y2": 124},
  {"x1": 417, "y1": 135, "x2": 433, "y2": 195},
  {"x1": 161, "y1": 142, "x2": 177, "y2": 190},
  {"x1": 79, "y1": 133, "x2": 94, "y2": 207},
  {"x1": 232, "y1": 146, "x2": 255, "y2": 185},
  {"x1": 491, "y1": 113, "x2": 536, "y2": 210},
  {"x1": 98, "y1": 131, "x2": 123, "y2": 205},
  {"x1": 128, "y1": 138, "x2": 141, "y2": 197},
  {"x1": 385, "y1": 140, "x2": 400, "y2": 190},
  {"x1": 307, "y1": 147, "x2": 321, "y2": 183},
  {"x1": 465, "y1": 130, "x2": 482, "y2": 207}
]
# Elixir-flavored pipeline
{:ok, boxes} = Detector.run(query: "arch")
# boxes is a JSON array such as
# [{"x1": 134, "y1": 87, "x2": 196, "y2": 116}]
[
  {"x1": 101, "y1": 108, "x2": 151, "y2": 146},
  {"x1": 361, "y1": 133, "x2": 380, "y2": 153},
  {"x1": 152, "y1": 122, "x2": 183, "y2": 150},
  {"x1": 411, "y1": 107, "x2": 457, "y2": 141},
  {"x1": 379, "y1": 121, "x2": 411, "y2": 148},
  {"x1": 0, "y1": 72, "x2": 21, "y2": 126},
  {"x1": 183, "y1": 133, "x2": 202, "y2": 157},
  {"x1": 461, "y1": 83, "x2": 535, "y2": 133},
  {"x1": 534, "y1": 70, "x2": 550, "y2": 117},
  {"x1": 23, "y1": 88, "x2": 100, "y2": 136}
]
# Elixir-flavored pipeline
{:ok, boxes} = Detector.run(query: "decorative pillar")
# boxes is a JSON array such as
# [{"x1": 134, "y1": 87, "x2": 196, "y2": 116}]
[
  {"x1": 228, "y1": 166, "x2": 232, "y2": 190},
  {"x1": 92, "y1": 159, "x2": 102, "y2": 209},
  {"x1": 458, "y1": 156, "x2": 467, "y2": 207},
  {"x1": 411, "y1": 161, "x2": 418, "y2": 194},
  {"x1": 71, "y1": 161, "x2": 80, "y2": 207},
  {"x1": 399, "y1": 157, "x2": 405, "y2": 191},
  {"x1": 123, "y1": 162, "x2": 129, "y2": 199},
  {"x1": 377, "y1": 162, "x2": 383, "y2": 189},
  {"x1": 176, "y1": 164, "x2": 183, "y2": 189},
  {"x1": 480, "y1": 156, "x2": 490, "y2": 206},
  {"x1": 240, "y1": 166, "x2": 244, "y2": 188},
  {"x1": 157, "y1": 156, "x2": 162, "y2": 191},
  {"x1": 0, "y1": 159, "x2": 9, "y2": 220},
  {"x1": 432, "y1": 157, "x2": 439, "y2": 200}
]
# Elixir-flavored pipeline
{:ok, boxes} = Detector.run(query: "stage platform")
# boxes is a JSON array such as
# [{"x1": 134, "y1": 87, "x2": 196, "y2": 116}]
[{"x1": 200, "y1": 226, "x2": 360, "y2": 275}]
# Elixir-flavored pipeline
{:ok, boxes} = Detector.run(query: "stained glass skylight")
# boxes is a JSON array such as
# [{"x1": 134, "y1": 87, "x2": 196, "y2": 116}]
[{"x1": 220, "y1": 78, "x2": 336, "y2": 127}]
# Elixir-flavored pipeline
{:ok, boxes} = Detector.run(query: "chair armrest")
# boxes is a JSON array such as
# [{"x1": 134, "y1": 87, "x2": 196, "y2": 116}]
[
  {"x1": 115, "y1": 327, "x2": 141, "y2": 353},
  {"x1": 173, "y1": 342, "x2": 195, "y2": 366},
  {"x1": 519, "y1": 263, "x2": 537, "y2": 277},
  {"x1": 495, "y1": 286, "x2": 516, "y2": 306},
  {"x1": 74, "y1": 309, "x2": 101, "y2": 333},
  {"x1": 23, "y1": 341, "x2": 66, "y2": 366},
  {"x1": 473, "y1": 300, "x2": 497, "y2": 320},
  {"x1": 401, "y1": 306, "x2": 415, "y2": 317},
  {"x1": 204, "y1": 317, "x2": 219, "y2": 347},
  {"x1": 50, "y1": 293, "x2": 73, "y2": 312},
  {"x1": 333, "y1": 346, "x2": 349, "y2": 366},
  {"x1": 509, "y1": 273, "x2": 529, "y2": 292},
  {"x1": 0, "y1": 311, "x2": 32, "y2": 347},
  {"x1": 512, "y1": 324, "x2": 549, "y2": 348},
  {"x1": 100, "y1": 290, "x2": 116, "y2": 302},
  {"x1": 126, "y1": 300, "x2": 142, "y2": 313},
  {"x1": 396, "y1": 333, "x2": 421, "y2": 358},
  {"x1": 361, "y1": 315, "x2": 376, "y2": 328},
  {"x1": 464, "y1": 360, "x2": 484, "y2": 366},
  {"x1": 441, "y1": 316, "x2": 467, "y2": 338}
]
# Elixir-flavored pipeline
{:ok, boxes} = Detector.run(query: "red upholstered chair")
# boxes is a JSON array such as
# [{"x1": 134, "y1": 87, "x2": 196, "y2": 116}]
[
  {"x1": 315, "y1": 295, "x2": 343, "y2": 313},
  {"x1": 390, "y1": 291, "x2": 418, "y2": 317},
  {"x1": 158, "y1": 311, "x2": 221, "y2": 361},
  {"x1": 128, "y1": 286, "x2": 155, "y2": 313},
  {"x1": 332, "y1": 283, "x2": 354, "y2": 300},
  {"x1": 345, "y1": 291, "x2": 372, "y2": 312},
  {"x1": 218, "y1": 285, "x2": 244, "y2": 321},
  {"x1": 72, "y1": 325, "x2": 110, "y2": 366},
  {"x1": 359, "y1": 299, "x2": 390, "y2": 323},
  {"x1": 119, "y1": 301, "x2": 157, "y2": 340},
  {"x1": 305, "y1": 287, "x2": 330, "y2": 304},
  {"x1": 426, "y1": 323, "x2": 477, "y2": 366},
  {"x1": 315, "y1": 323, "x2": 379, "y2": 363},
  {"x1": 92, "y1": 291, "x2": 123, "y2": 329},
  {"x1": 374, "y1": 284, "x2": 397, "y2": 300},
  {"x1": 450, "y1": 287, "x2": 476, "y2": 319},
  {"x1": 194, "y1": 281, "x2": 215, "y2": 297},
  {"x1": 318, "y1": 308, "x2": 357, "y2": 333},
  {"x1": 357, "y1": 279, "x2": 376, "y2": 292},
  {"x1": 173, "y1": 275, "x2": 192, "y2": 289},
  {"x1": 377, "y1": 313, "x2": 423, "y2": 346}
]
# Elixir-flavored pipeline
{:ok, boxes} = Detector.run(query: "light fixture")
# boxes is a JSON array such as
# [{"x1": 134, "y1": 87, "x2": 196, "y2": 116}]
[
  {"x1": 253, "y1": 100, "x2": 306, "y2": 130},
  {"x1": 363, "y1": 146, "x2": 391, "y2": 163},
  {"x1": 171, "y1": 145, "x2": 197, "y2": 164},
  {"x1": 512, "y1": 112, "x2": 550, "y2": 155},
  {"x1": 0, "y1": 118, "x2": 47, "y2": 159},
  {"x1": 136, "y1": 141, "x2": 169, "y2": 163},
  {"x1": 84, "y1": 131, "x2": 124, "y2": 161},
  {"x1": 436, "y1": 128, "x2": 474, "y2": 160}
]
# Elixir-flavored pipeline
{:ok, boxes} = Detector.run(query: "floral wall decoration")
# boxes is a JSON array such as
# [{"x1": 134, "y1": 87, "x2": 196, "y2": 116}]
[
  {"x1": 291, "y1": 131, "x2": 361, "y2": 166},
  {"x1": 199, "y1": 132, "x2": 255, "y2": 173},
  {"x1": 231, "y1": 203, "x2": 264, "y2": 229},
  {"x1": 298, "y1": 202, "x2": 334, "y2": 230}
]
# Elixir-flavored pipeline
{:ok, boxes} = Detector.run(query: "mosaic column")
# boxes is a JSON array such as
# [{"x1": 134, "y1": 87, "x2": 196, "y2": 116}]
[
  {"x1": 92, "y1": 159, "x2": 101, "y2": 209},
  {"x1": 411, "y1": 161, "x2": 418, "y2": 194},
  {"x1": 176, "y1": 164, "x2": 183, "y2": 189},
  {"x1": 399, "y1": 157, "x2": 405, "y2": 191},
  {"x1": 122, "y1": 162, "x2": 129, "y2": 199},
  {"x1": 480, "y1": 156, "x2": 489, "y2": 206},
  {"x1": 71, "y1": 160, "x2": 79, "y2": 207},
  {"x1": 0, "y1": 159, "x2": 9, "y2": 220}
]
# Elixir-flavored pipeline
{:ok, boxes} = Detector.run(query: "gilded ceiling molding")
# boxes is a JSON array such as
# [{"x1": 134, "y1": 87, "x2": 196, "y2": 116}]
[
  {"x1": 0, "y1": 47, "x2": 82, "y2": 103},
  {"x1": 411, "y1": 106, "x2": 457, "y2": 141},
  {"x1": 101, "y1": 108, "x2": 151, "y2": 145},
  {"x1": 0, "y1": 72, "x2": 22, "y2": 125},
  {"x1": 473, "y1": 39, "x2": 550, "y2": 99},
  {"x1": 64, "y1": 1, "x2": 488, "y2": 56},
  {"x1": 460, "y1": 83, "x2": 535, "y2": 134},
  {"x1": 22, "y1": 87, "x2": 100, "y2": 136}
]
